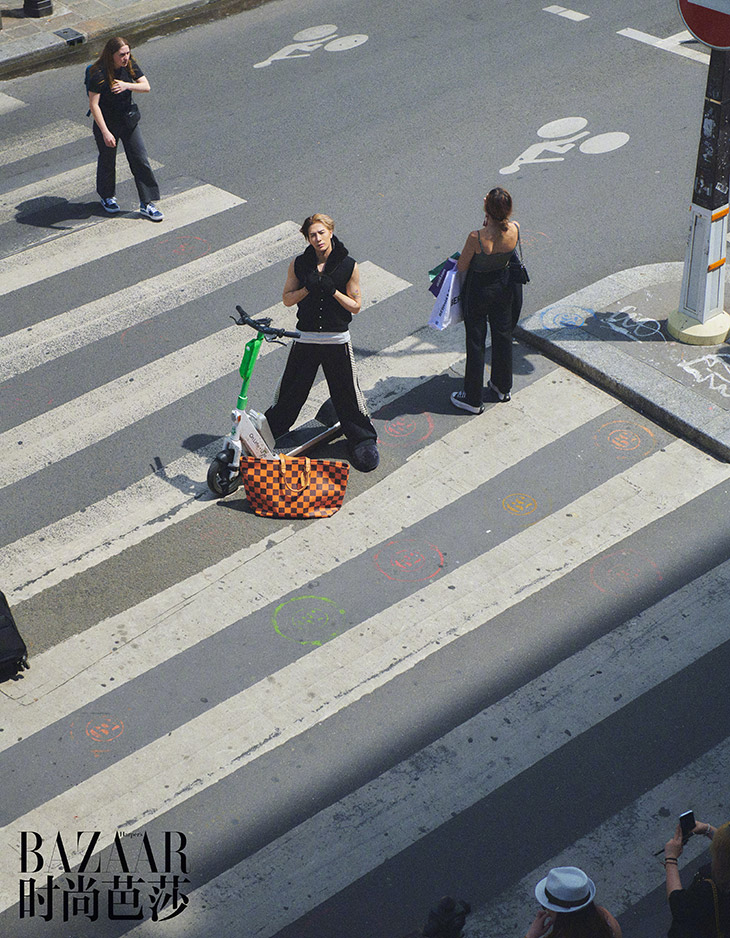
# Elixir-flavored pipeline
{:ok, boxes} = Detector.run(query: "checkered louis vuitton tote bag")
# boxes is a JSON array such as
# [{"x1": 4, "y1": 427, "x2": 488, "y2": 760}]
[{"x1": 241, "y1": 454, "x2": 349, "y2": 518}]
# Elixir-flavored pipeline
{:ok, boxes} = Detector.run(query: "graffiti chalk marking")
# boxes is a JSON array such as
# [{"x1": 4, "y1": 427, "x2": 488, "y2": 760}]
[
  {"x1": 374, "y1": 539, "x2": 444, "y2": 582},
  {"x1": 593, "y1": 420, "x2": 656, "y2": 459},
  {"x1": 677, "y1": 351, "x2": 730, "y2": 398},
  {"x1": 539, "y1": 304, "x2": 595, "y2": 329},
  {"x1": 273, "y1": 595, "x2": 346, "y2": 646},
  {"x1": 594, "y1": 305, "x2": 668, "y2": 342},
  {"x1": 500, "y1": 117, "x2": 629, "y2": 175},
  {"x1": 70, "y1": 715, "x2": 125, "y2": 757},
  {"x1": 254, "y1": 25, "x2": 368, "y2": 69},
  {"x1": 502, "y1": 493, "x2": 538, "y2": 516},
  {"x1": 154, "y1": 235, "x2": 211, "y2": 261},
  {"x1": 590, "y1": 549, "x2": 662, "y2": 594},
  {"x1": 378, "y1": 413, "x2": 435, "y2": 447}
]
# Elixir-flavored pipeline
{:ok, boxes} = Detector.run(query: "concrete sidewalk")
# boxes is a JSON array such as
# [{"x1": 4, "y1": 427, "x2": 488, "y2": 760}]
[
  {"x1": 0, "y1": 0, "x2": 263, "y2": 78},
  {"x1": 518, "y1": 262, "x2": 730, "y2": 462}
]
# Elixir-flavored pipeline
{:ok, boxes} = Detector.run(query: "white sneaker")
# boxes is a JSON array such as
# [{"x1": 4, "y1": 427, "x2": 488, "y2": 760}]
[{"x1": 139, "y1": 202, "x2": 163, "y2": 221}]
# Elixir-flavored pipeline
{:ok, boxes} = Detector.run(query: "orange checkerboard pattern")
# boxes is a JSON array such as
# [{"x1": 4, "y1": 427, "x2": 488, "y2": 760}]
[{"x1": 241, "y1": 455, "x2": 349, "y2": 518}]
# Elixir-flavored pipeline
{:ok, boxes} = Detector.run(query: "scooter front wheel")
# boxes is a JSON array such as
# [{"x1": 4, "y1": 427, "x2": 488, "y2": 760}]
[{"x1": 207, "y1": 450, "x2": 242, "y2": 497}]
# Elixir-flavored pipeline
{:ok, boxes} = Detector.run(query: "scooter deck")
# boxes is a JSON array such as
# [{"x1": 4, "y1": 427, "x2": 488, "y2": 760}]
[{"x1": 275, "y1": 419, "x2": 343, "y2": 457}]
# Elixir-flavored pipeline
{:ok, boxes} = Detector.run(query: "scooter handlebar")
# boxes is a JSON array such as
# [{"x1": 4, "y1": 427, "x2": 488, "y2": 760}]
[{"x1": 233, "y1": 306, "x2": 300, "y2": 340}]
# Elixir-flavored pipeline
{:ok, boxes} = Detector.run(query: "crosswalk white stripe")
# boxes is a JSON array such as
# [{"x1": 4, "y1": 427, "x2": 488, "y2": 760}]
[
  {"x1": 0, "y1": 221, "x2": 301, "y2": 381},
  {"x1": 0, "y1": 158, "x2": 163, "y2": 229},
  {"x1": 3, "y1": 437, "x2": 727, "y2": 906},
  {"x1": 138, "y1": 557, "x2": 730, "y2": 938},
  {"x1": 468, "y1": 738, "x2": 730, "y2": 938},
  {"x1": 0, "y1": 92, "x2": 27, "y2": 117},
  {"x1": 1, "y1": 368, "x2": 612, "y2": 709},
  {"x1": 0, "y1": 263, "x2": 408, "y2": 492},
  {"x1": 0, "y1": 184, "x2": 244, "y2": 296},
  {"x1": 0, "y1": 119, "x2": 88, "y2": 167},
  {"x1": 1, "y1": 262, "x2": 411, "y2": 602}
]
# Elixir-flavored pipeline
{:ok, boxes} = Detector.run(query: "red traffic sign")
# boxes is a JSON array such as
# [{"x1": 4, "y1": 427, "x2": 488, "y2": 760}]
[{"x1": 678, "y1": 0, "x2": 730, "y2": 49}]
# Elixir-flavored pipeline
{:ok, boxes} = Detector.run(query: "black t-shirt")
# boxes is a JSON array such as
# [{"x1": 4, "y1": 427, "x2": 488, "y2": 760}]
[
  {"x1": 88, "y1": 60, "x2": 144, "y2": 124},
  {"x1": 669, "y1": 866, "x2": 730, "y2": 938}
]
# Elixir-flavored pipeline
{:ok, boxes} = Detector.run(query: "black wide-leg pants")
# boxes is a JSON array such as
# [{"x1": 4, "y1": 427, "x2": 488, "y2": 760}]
[
  {"x1": 265, "y1": 341, "x2": 377, "y2": 446},
  {"x1": 463, "y1": 268, "x2": 513, "y2": 404}
]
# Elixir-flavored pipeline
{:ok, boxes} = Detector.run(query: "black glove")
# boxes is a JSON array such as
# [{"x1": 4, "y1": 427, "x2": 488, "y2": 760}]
[
  {"x1": 304, "y1": 270, "x2": 322, "y2": 293},
  {"x1": 318, "y1": 273, "x2": 336, "y2": 296}
]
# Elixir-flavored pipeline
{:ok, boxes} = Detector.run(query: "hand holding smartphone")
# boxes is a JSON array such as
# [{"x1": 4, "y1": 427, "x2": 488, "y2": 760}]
[{"x1": 680, "y1": 810, "x2": 695, "y2": 844}]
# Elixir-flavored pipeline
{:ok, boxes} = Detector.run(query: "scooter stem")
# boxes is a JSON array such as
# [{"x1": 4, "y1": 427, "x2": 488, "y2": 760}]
[{"x1": 237, "y1": 333, "x2": 264, "y2": 410}]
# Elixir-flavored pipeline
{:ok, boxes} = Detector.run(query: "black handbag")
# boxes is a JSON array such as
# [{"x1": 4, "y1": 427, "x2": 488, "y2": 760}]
[
  {"x1": 509, "y1": 227, "x2": 530, "y2": 285},
  {"x1": 123, "y1": 102, "x2": 141, "y2": 131}
]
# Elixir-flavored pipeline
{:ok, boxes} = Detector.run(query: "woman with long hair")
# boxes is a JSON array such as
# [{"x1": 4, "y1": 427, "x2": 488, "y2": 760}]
[
  {"x1": 87, "y1": 36, "x2": 163, "y2": 221},
  {"x1": 665, "y1": 819, "x2": 730, "y2": 938},
  {"x1": 451, "y1": 186, "x2": 519, "y2": 414},
  {"x1": 525, "y1": 867, "x2": 622, "y2": 938}
]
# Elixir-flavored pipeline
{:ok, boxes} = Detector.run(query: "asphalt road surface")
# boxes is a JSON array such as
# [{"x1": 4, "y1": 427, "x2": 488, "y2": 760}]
[{"x1": 1, "y1": 1, "x2": 729, "y2": 936}]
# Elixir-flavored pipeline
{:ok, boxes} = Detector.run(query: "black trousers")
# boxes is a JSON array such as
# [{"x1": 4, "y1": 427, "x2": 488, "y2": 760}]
[
  {"x1": 463, "y1": 268, "x2": 513, "y2": 405},
  {"x1": 511, "y1": 281, "x2": 523, "y2": 330},
  {"x1": 265, "y1": 341, "x2": 377, "y2": 446},
  {"x1": 93, "y1": 121, "x2": 160, "y2": 204}
]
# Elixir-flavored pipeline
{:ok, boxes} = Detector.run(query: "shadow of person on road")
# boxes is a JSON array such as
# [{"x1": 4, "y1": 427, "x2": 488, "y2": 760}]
[{"x1": 14, "y1": 195, "x2": 112, "y2": 230}]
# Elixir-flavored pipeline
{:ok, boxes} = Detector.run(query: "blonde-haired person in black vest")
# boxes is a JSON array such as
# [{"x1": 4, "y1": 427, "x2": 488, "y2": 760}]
[{"x1": 264, "y1": 214, "x2": 379, "y2": 472}]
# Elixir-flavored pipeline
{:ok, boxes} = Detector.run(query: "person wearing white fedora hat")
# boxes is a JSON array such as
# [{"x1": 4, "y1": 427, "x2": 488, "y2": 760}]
[{"x1": 525, "y1": 867, "x2": 622, "y2": 938}]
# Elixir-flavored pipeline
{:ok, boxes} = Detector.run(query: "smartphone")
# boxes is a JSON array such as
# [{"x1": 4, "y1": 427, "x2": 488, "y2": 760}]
[{"x1": 680, "y1": 810, "x2": 695, "y2": 843}]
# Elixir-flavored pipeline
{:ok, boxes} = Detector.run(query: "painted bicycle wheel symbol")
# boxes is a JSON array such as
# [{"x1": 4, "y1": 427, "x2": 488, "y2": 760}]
[{"x1": 500, "y1": 117, "x2": 629, "y2": 175}]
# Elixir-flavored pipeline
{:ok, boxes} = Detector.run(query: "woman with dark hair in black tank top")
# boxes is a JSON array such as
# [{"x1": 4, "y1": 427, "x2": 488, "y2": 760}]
[{"x1": 451, "y1": 187, "x2": 519, "y2": 414}]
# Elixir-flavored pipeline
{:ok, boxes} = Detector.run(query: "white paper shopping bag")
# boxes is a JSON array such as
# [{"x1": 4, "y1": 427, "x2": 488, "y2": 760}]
[{"x1": 428, "y1": 268, "x2": 464, "y2": 330}]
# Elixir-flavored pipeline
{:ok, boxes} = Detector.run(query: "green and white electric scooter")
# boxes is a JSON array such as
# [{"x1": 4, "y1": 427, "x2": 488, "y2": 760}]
[{"x1": 206, "y1": 306, "x2": 342, "y2": 497}]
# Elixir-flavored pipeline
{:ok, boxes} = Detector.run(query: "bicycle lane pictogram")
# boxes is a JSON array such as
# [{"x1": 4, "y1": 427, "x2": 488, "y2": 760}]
[
  {"x1": 254, "y1": 25, "x2": 369, "y2": 69},
  {"x1": 500, "y1": 117, "x2": 629, "y2": 175}
]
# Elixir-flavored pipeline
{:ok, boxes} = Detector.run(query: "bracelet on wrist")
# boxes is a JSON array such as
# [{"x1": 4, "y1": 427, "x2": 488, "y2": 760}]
[{"x1": 664, "y1": 858, "x2": 679, "y2": 866}]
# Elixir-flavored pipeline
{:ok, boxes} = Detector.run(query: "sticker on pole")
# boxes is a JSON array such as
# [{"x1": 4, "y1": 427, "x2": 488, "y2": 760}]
[{"x1": 678, "y1": 0, "x2": 730, "y2": 49}]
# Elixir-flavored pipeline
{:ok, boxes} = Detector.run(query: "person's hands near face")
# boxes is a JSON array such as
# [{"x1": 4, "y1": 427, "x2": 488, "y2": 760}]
[{"x1": 526, "y1": 909, "x2": 554, "y2": 938}]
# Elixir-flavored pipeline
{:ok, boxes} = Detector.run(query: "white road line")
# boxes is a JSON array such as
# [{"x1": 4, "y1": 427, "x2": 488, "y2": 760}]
[
  {"x1": 0, "y1": 119, "x2": 88, "y2": 167},
  {"x1": 0, "y1": 221, "x2": 301, "y2": 381},
  {"x1": 544, "y1": 5, "x2": 590, "y2": 22},
  {"x1": 0, "y1": 184, "x2": 245, "y2": 297},
  {"x1": 2, "y1": 370, "x2": 611, "y2": 710},
  {"x1": 2, "y1": 438, "x2": 728, "y2": 912},
  {"x1": 0, "y1": 263, "x2": 407, "y2": 493},
  {"x1": 468, "y1": 739, "x2": 730, "y2": 937},
  {"x1": 0, "y1": 93, "x2": 27, "y2": 117},
  {"x1": 1, "y1": 263, "x2": 411, "y2": 601},
  {"x1": 138, "y1": 560, "x2": 730, "y2": 938},
  {"x1": 618, "y1": 27, "x2": 709, "y2": 64},
  {"x1": 0, "y1": 159, "x2": 163, "y2": 228}
]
